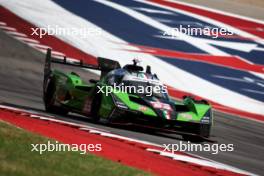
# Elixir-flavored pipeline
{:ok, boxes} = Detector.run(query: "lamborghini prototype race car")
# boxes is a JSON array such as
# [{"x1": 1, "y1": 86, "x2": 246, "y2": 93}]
[{"x1": 43, "y1": 49, "x2": 213, "y2": 140}]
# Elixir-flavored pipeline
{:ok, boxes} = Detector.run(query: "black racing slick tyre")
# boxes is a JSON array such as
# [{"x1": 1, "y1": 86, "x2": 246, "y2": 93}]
[
  {"x1": 199, "y1": 123, "x2": 211, "y2": 138},
  {"x1": 91, "y1": 93, "x2": 102, "y2": 123},
  {"x1": 182, "y1": 124, "x2": 211, "y2": 142},
  {"x1": 44, "y1": 77, "x2": 68, "y2": 115}
]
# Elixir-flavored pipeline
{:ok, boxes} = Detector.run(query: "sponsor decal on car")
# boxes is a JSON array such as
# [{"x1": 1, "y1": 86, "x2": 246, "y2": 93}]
[
  {"x1": 180, "y1": 113, "x2": 193, "y2": 120},
  {"x1": 138, "y1": 105, "x2": 147, "y2": 111},
  {"x1": 83, "y1": 98, "x2": 92, "y2": 114},
  {"x1": 150, "y1": 101, "x2": 172, "y2": 111}
]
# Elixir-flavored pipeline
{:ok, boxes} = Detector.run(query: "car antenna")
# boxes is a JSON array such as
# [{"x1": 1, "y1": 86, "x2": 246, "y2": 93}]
[
  {"x1": 146, "y1": 65, "x2": 151, "y2": 74},
  {"x1": 132, "y1": 59, "x2": 137, "y2": 65},
  {"x1": 132, "y1": 58, "x2": 142, "y2": 66}
]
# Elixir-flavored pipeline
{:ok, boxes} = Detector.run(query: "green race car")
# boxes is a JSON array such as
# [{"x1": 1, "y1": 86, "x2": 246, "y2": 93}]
[{"x1": 43, "y1": 49, "x2": 213, "y2": 140}]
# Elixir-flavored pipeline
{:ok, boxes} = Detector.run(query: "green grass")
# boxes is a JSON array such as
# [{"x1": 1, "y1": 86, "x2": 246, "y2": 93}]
[{"x1": 0, "y1": 120, "x2": 151, "y2": 176}]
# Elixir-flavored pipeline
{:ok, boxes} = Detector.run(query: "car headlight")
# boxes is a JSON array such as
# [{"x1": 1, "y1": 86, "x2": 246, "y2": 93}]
[{"x1": 201, "y1": 109, "x2": 212, "y2": 124}]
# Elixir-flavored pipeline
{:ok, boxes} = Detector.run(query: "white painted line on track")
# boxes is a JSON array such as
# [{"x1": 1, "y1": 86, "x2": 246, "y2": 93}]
[
  {"x1": 37, "y1": 48, "x2": 65, "y2": 57},
  {"x1": 5, "y1": 31, "x2": 27, "y2": 37},
  {"x1": 29, "y1": 43, "x2": 52, "y2": 50},
  {"x1": 0, "y1": 21, "x2": 7, "y2": 26},
  {"x1": 147, "y1": 148, "x2": 257, "y2": 176},
  {"x1": 132, "y1": 7, "x2": 176, "y2": 15},
  {"x1": 14, "y1": 36, "x2": 40, "y2": 44},
  {"x1": 50, "y1": 50, "x2": 65, "y2": 56},
  {"x1": 79, "y1": 127, "x2": 110, "y2": 133},
  {"x1": 0, "y1": 26, "x2": 16, "y2": 31}
]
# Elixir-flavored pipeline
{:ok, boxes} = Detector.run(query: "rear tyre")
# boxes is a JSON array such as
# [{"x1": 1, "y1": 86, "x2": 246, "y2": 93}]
[
  {"x1": 91, "y1": 93, "x2": 102, "y2": 123},
  {"x1": 44, "y1": 77, "x2": 68, "y2": 115}
]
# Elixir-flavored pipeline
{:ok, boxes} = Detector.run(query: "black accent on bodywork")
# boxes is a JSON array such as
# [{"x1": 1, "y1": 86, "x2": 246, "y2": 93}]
[{"x1": 97, "y1": 57, "x2": 121, "y2": 78}]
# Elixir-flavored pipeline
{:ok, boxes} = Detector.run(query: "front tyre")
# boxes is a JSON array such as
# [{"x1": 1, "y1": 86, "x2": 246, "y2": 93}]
[
  {"x1": 182, "y1": 124, "x2": 211, "y2": 142},
  {"x1": 44, "y1": 76, "x2": 68, "y2": 115},
  {"x1": 199, "y1": 123, "x2": 211, "y2": 138}
]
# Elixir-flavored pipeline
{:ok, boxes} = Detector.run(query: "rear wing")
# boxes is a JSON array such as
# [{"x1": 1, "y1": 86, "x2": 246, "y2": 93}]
[
  {"x1": 97, "y1": 57, "x2": 121, "y2": 78},
  {"x1": 44, "y1": 48, "x2": 121, "y2": 80}
]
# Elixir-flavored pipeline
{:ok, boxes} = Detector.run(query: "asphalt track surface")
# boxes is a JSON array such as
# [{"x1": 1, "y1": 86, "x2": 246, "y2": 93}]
[{"x1": 0, "y1": 30, "x2": 264, "y2": 175}]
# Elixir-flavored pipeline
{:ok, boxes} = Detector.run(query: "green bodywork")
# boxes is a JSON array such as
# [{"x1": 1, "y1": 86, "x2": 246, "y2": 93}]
[{"x1": 50, "y1": 69, "x2": 212, "y2": 125}]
